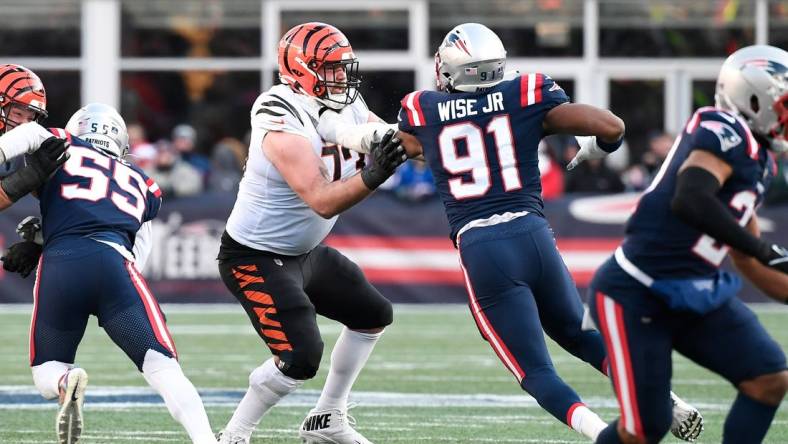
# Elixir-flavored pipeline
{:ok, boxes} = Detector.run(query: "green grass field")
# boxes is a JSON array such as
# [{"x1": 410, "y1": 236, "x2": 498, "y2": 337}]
[{"x1": 1, "y1": 303, "x2": 787, "y2": 443}]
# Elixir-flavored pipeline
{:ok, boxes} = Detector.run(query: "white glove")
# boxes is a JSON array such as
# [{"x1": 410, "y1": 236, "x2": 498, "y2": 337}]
[
  {"x1": 0, "y1": 122, "x2": 53, "y2": 163},
  {"x1": 567, "y1": 136, "x2": 609, "y2": 171}
]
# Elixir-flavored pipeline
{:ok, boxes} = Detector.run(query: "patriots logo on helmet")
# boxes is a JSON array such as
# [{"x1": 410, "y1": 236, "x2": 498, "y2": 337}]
[
  {"x1": 742, "y1": 59, "x2": 788, "y2": 76},
  {"x1": 742, "y1": 59, "x2": 788, "y2": 87},
  {"x1": 446, "y1": 32, "x2": 472, "y2": 57},
  {"x1": 699, "y1": 120, "x2": 743, "y2": 152}
]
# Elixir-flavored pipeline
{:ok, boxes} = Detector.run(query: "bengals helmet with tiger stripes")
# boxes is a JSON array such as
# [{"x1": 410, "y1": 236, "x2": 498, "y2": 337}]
[
  {"x1": 0, "y1": 64, "x2": 47, "y2": 134},
  {"x1": 278, "y1": 22, "x2": 361, "y2": 109}
]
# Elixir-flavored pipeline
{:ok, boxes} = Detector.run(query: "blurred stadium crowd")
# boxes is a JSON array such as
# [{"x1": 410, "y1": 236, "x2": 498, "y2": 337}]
[{"x1": 3, "y1": 0, "x2": 788, "y2": 202}]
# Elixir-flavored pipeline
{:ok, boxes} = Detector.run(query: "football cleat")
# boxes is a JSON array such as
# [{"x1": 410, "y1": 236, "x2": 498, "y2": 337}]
[
  {"x1": 670, "y1": 391, "x2": 704, "y2": 442},
  {"x1": 56, "y1": 368, "x2": 88, "y2": 444},
  {"x1": 299, "y1": 403, "x2": 373, "y2": 444},
  {"x1": 216, "y1": 429, "x2": 250, "y2": 444}
]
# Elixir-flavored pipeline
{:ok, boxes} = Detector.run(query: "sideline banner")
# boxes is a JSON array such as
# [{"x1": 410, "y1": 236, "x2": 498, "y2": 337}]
[{"x1": 0, "y1": 192, "x2": 785, "y2": 303}]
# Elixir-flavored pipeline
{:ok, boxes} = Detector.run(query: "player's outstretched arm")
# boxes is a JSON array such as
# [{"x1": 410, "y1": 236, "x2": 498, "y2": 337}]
[
  {"x1": 264, "y1": 130, "x2": 405, "y2": 219},
  {"x1": 671, "y1": 150, "x2": 788, "y2": 275},
  {"x1": 730, "y1": 217, "x2": 788, "y2": 302},
  {"x1": 317, "y1": 108, "x2": 394, "y2": 154},
  {"x1": 0, "y1": 136, "x2": 70, "y2": 210},
  {"x1": 0, "y1": 122, "x2": 54, "y2": 163},
  {"x1": 543, "y1": 103, "x2": 625, "y2": 142}
]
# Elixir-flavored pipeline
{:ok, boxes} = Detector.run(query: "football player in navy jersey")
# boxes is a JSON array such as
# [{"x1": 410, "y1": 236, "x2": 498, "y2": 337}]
[
  {"x1": 589, "y1": 45, "x2": 788, "y2": 444},
  {"x1": 321, "y1": 23, "x2": 700, "y2": 442},
  {"x1": 1, "y1": 104, "x2": 217, "y2": 444}
]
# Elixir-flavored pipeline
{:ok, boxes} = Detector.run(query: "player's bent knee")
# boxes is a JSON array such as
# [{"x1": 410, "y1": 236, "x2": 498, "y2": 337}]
[
  {"x1": 362, "y1": 298, "x2": 393, "y2": 329},
  {"x1": 739, "y1": 370, "x2": 788, "y2": 406},
  {"x1": 276, "y1": 340, "x2": 324, "y2": 380},
  {"x1": 31, "y1": 360, "x2": 72, "y2": 399}
]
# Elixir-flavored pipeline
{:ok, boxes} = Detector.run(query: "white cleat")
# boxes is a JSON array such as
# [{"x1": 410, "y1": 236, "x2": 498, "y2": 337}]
[
  {"x1": 216, "y1": 429, "x2": 250, "y2": 444},
  {"x1": 56, "y1": 368, "x2": 88, "y2": 444},
  {"x1": 670, "y1": 391, "x2": 704, "y2": 442},
  {"x1": 299, "y1": 404, "x2": 373, "y2": 444}
]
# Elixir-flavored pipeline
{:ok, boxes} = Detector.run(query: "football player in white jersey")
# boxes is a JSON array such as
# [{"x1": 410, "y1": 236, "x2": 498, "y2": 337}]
[
  {"x1": 216, "y1": 22, "x2": 406, "y2": 444},
  {"x1": 0, "y1": 64, "x2": 70, "y2": 212}
]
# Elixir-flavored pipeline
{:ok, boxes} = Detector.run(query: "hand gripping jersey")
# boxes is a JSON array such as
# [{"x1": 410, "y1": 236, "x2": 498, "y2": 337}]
[
  {"x1": 621, "y1": 107, "x2": 776, "y2": 279},
  {"x1": 398, "y1": 73, "x2": 569, "y2": 242},
  {"x1": 38, "y1": 129, "x2": 162, "y2": 253},
  {"x1": 225, "y1": 84, "x2": 370, "y2": 255}
]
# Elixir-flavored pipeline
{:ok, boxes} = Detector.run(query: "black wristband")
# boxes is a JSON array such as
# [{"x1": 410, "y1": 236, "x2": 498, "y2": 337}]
[
  {"x1": 0, "y1": 167, "x2": 43, "y2": 202},
  {"x1": 596, "y1": 136, "x2": 624, "y2": 153},
  {"x1": 671, "y1": 166, "x2": 768, "y2": 260}
]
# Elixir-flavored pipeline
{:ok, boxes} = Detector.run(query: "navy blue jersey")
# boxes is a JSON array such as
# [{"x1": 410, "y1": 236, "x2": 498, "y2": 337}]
[
  {"x1": 622, "y1": 107, "x2": 776, "y2": 278},
  {"x1": 398, "y1": 73, "x2": 569, "y2": 241},
  {"x1": 37, "y1": 130, "x2": 162, "y2": 251}
]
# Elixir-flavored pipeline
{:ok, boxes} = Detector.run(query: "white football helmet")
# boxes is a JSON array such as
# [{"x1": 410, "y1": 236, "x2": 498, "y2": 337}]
[
  {"x1": 435, "y1": 23, "x2": 507, "y2": 92},
  {"x1": 715, "y1": 45, "x2": 788, "y2": 153},
  {"x1": 65, "y1": 103, "x2": 129, "y2": 157}
]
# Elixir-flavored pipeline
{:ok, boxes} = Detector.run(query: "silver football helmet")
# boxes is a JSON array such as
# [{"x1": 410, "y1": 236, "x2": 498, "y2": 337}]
[
  {"x1": 435, "y1": 23, "x2": 507, "y2": 92},
  {"x1": 715, "y1": 45, "x2": 788, "y2": 153},
  {"x1": 65, "y1": 103, "x2": 129, "y2": 157}
]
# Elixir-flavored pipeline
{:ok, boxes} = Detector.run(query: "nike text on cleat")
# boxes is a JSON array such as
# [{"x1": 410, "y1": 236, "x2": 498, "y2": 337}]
[
  {"x1": 56, "y1": 368, "x2": 88, "y2": 444},
  {"x1": 670, "y1": 391, "x2": 704, "y2": 442},
  {"x1": 299, "y1": 404, "x2": 373, "y2": 444}
]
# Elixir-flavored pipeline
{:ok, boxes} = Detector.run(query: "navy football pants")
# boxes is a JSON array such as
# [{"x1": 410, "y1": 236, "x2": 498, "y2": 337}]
[
  {"x1": 30, "y1": 240, "x2": 176, "y2": 371},
  {"x1": 458, "y1": 214, "x2": 607, "y2": 425},
  {"x1": 590, "y1": 258, "x2": 787, "y2": 443}
]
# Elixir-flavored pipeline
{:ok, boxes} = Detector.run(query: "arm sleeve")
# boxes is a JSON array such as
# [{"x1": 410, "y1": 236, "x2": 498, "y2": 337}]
[
  {"x1": 0, "y1": 122, "x2": 53, "y2": 163},
  {"x1": 317, "y1": 110, "x2": 396, "y2": 154},
  {"x1": 132, "y1": 221, "x2": 153, "y2": 272},
  {"x1": 671, "y1": 166, "x2": 769, "y2": 260}
]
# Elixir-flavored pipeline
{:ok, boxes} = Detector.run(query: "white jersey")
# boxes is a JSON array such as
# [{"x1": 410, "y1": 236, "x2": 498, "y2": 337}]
[{"x1": 225, "y1": 84, "x2": 370, "y2": 255}]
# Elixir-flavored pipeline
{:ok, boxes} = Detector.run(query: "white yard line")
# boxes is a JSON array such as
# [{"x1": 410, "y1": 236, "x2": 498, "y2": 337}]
[{"x1": 0, "y1": 386, "x2": 733, "y2": 411}]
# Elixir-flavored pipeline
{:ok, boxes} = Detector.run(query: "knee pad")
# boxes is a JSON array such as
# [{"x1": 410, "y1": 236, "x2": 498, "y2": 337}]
[
  {"x1": 276, "y1": 339, "x2": 324, "y2": 380},
  {"x1": 32, "y1": 361, "x2": 72, "y2": 400}
]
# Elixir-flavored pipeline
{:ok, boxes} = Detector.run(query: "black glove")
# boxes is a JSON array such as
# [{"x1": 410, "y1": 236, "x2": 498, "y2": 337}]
[
  {"x1": 758, "y1": 243, "x2": 788, "y2": 274},
  {"x1": 1, "y1": 241, "x2": 42, "y2": 278},
  {"x1": 360, "y1": 129, "x2": 406, "y2": 190},
  {"x1": 1, "y1": 137, "x2": 70, "y2": 202}
]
